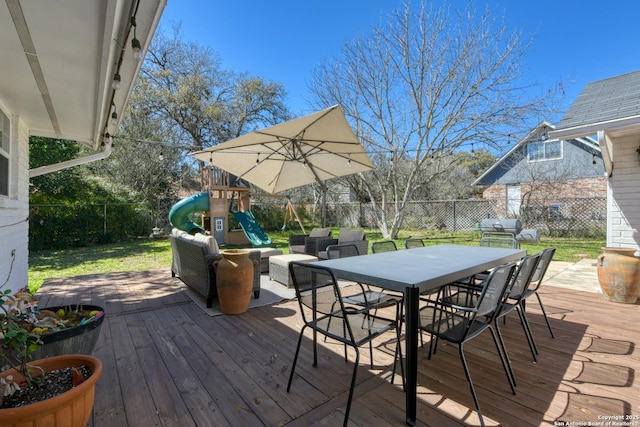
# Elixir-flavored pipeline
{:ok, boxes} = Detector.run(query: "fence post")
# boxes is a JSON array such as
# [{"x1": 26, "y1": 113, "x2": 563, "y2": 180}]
[
  {"x1": 452, "y1": 200, "x2": 457, "y2": 232},
  {"x1": 104, "y1": 203, "x2": 107, "y2": 238}
]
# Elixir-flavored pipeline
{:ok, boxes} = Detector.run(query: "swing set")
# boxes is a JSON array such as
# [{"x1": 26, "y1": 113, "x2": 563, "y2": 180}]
[{"x1": 229, "y1": 191, "x2": 306, "y2": 235}]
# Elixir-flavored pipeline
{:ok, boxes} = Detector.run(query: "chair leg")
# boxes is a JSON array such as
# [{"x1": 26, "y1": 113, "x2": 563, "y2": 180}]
[
  {"x1": 287, "y1": 327, "x2": 306, "y2": 392},
  {"x1": 493, "y1": 318, "x2": 517, "y2": 388},
  {"x1": 458, "y1": 343, "x2": 485, "y2": 427},
  {"x1": 313, "y1": 329, "x2": 319, "y2": 366},
  {"x1": 343, "y1": 346, "x2": 361, "y2": 427},
  {"x1": 516, "y1": 305, "x2": 538, "y2": 362},
  {"x1": 489, "y1": 325, "x2": 516, "y2": 394},
  {"x1": 534, "y1": 291, "x2": 555, "y2": 338},
  {"x1": 391, "y1": 319, "x2": 406, "y2": 391}
]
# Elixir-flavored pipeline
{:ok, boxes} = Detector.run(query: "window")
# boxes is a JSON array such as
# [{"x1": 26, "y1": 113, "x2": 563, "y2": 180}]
[
  {"x1": 527, "y1": 140, "x2": 562, "y2": 162},
  {"x1": 0, "y1": 109, "x2": 9, "y2": 196}
]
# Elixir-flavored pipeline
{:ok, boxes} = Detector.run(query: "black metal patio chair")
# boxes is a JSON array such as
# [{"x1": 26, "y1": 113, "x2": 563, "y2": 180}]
[
  {"x1": 371, "y1": 240, "x2": 398, "y2": 253},
  {"x1": 419, "y1": 261, "x2": 517, "y2": 427},
  {"x1": 520, "y1": 247, "x2": 557, "y2": 339},
  {"x1": 287, "y1": 262, "x2": 404, "y2": 427},
  {"x1": 404, "y1": 238, "x2": 425, "y2": 249},
  {"x1": 493, "y1": 252, "x2": 542, "y2": 384}
]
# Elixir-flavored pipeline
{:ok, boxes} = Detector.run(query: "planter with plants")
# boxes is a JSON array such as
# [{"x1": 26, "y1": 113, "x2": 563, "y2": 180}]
[{"x1": 0, "y1": 288, "x2": 103, "y2": 426}]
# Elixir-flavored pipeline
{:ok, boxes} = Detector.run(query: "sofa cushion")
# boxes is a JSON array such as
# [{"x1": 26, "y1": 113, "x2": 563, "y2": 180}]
[
  {"x1": 338, "y1": 228, "x2": 364, "y2": 243},
  {"x1": 191, "y1": 233, "x2": 219, "y2": 254},
  {"x1": 289, "y1": 245, "x2": 306, "y2": 254},
  {"x1": 309, "y1": 228, "x2": 331, "y2": 237},
  {"x1": 172, "y1": 228, "x2": 189, "y2": 238}
]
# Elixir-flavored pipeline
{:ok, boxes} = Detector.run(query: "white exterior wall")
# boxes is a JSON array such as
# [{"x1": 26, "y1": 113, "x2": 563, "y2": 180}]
[
  {"x1": 0, "y1": 108, "x2": 29, "y2": 295},
  {"x1": 606, "y1": 134, "x2": 640, "y2": 252}
]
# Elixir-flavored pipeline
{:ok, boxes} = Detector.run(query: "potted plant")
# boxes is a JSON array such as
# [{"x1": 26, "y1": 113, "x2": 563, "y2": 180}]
[{"x1": 0, "y1": 287, "x2": 103, "y2": 426}]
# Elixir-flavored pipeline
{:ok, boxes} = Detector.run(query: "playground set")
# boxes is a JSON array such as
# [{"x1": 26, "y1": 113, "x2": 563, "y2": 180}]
[{"x1": 168, "y1": 166, "x2": 304, "y2": 247}]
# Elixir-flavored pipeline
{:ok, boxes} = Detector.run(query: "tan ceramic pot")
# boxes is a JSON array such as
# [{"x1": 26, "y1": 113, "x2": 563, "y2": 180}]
[
  {"x1": 0, "y1": 354, "x2": 103, "y2": 427},
  {"x1": 216, "y1": 249, "x2": 255, "y2": 314},
  {"x1": 596, "y1": 247, "x2": 640, "y2": 304}
]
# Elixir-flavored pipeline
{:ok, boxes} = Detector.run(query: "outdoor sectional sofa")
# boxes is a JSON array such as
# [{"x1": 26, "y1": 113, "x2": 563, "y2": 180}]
[{"x1": 169, "y1": 228, "x2": 260, "y2": 307}]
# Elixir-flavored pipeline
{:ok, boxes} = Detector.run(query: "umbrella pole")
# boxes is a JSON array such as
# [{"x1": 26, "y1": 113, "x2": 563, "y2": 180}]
[{"x1": 321, "y1": 181, "x2": 327, "y2": 227}]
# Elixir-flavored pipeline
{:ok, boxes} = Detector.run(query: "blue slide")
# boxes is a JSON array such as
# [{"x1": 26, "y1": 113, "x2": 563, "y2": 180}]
[{"x1": 232, "y1": 210, "x2": 272, "y2": 247}]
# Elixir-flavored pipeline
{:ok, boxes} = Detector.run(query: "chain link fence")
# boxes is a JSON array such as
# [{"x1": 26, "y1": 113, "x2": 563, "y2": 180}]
[
  {"x1": 325, "y1": 197, "x2": 606, "y2": 238},
  {"x1": 30, "y1": 196, "x2": 606, "y2": 250}
]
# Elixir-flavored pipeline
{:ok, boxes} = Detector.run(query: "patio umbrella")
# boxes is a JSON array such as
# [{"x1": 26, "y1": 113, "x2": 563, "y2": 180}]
[{"x1": 189, "y1": 105, "x2": 374, "y2": 224}]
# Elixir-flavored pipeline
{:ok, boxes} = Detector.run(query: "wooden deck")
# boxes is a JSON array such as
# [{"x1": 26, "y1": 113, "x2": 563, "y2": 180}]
[{"x1": 36, "y1": 267, "x2": 640, "y2": 426}]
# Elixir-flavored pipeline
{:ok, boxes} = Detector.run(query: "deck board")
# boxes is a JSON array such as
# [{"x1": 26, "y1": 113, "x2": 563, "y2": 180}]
[{"x1": 34, "y1": 267, "x2": 640, "y2": 426}]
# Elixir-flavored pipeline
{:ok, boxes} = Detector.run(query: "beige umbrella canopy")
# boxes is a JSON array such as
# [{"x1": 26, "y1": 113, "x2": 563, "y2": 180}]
[{"x1": 189, "y1": 105, "x2": 374, "y2": 194}]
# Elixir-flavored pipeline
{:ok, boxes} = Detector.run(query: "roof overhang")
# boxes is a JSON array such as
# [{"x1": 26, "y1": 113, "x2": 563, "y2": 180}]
[
  {"x1": 548, "y1": 115, "x2": 640, "y2": 140},
  {"x1": 549, "y1": 116, "x2": 640, "y2": 177},
  {"x1": 0, "y1": 0, "x2": 166, "y2": 150}
]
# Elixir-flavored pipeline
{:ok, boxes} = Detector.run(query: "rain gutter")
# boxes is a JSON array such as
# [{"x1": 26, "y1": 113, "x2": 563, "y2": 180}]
[{"x1": 29, "y1": 143, "x2": 112, "y2": 178}]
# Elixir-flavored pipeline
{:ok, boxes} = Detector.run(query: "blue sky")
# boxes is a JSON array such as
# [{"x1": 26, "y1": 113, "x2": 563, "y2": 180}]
[{"x1": 160, "y1": 0, "x2": 640, "y2": 123}]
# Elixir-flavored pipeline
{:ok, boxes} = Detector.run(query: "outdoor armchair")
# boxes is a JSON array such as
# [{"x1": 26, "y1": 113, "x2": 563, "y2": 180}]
[
  {"x1": 288, "y1": 227, "x2": 332, "y2": 256},
  {"x1": 316, "y1": 228, "x2": 369, "y2": 259}
]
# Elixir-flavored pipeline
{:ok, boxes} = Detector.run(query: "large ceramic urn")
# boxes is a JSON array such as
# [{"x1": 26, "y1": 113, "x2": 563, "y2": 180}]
[
  {"x1": 596, "y1": 247, "x2": 640, "y2": 304},
  {"x1": 215, "y1": 249, "x2": 255, "y2": 314}
]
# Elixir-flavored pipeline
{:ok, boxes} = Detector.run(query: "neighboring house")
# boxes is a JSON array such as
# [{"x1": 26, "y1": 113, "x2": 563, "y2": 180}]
[
  {"x1": 473, "y1": 121, "x2": 606, "y2": 218},
  {"x1": 0, "y1": 1, "x2": 166, "y2": 295},
  {"x1": 549, "y1": 70, "x2": 640, "y2": 252}
]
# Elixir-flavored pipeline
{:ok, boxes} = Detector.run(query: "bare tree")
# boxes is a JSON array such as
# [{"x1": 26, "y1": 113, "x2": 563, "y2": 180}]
[{"x1": 309, "y1": 1, "x2": 560, "y2": 238}]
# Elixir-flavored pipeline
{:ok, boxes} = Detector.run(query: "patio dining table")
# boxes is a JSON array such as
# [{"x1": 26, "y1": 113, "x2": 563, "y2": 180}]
[{"x1": 314, "y1": 244, "x2": 526, "y2": 425}]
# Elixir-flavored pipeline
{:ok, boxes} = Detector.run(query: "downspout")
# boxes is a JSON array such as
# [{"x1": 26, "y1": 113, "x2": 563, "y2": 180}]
[{"x1": 29, "y1": 142, "x2": 112, "y2": 178}]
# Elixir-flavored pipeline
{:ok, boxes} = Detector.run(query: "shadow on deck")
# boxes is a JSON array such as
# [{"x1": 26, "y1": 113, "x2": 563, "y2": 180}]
[{"x1": 35, "y1": 261, "x2": 640, "y2": 426}]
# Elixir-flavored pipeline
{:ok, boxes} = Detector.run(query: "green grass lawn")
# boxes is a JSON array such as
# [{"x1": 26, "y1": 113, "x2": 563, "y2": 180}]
[{"x1": 28, "y1": 229, "x2": 604, "y2": 293}]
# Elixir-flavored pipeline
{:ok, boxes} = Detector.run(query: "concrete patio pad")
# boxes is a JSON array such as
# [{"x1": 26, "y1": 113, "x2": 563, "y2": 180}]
[{"x1": 543, "y1": 259, "x2": 602, "y2": 294}]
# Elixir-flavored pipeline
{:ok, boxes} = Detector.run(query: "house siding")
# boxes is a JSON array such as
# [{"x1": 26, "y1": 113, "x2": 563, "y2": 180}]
[
  {"x1": 0, "y1": 113, "x2": 29, "y2": 294},
  {"x1": 479, "y1": 139, "x2": 604, "y2": 186},
  {"x1": 607, "y1": 135, "x2": 640, "y2": 250}
]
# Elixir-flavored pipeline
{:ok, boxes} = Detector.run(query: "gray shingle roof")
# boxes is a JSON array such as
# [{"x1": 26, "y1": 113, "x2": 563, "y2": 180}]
[{"x1": 555, "y1": 70, "x2": 640, "y2": 131}]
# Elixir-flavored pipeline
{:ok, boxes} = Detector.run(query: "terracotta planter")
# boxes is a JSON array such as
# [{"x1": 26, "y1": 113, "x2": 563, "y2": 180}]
[
  {"x1": 596, "y1": 247, "x2": 640, "y2": 304},
  {"x1": 216, "y1": 249, "x2": 255, "y2": 314},
  {"x1": 0, "y1": 354, "x2": 103, "y2": 427}
]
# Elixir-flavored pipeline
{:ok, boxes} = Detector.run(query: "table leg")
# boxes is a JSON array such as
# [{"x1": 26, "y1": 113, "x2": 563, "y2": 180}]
[{"x1": 405, "y1": 286, "x2": 418, "y2": 426}]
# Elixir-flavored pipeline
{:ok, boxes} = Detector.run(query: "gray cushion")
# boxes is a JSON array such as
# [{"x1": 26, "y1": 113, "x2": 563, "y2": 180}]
[
  {"x1": 191, "y1": 233, "x2": 219, "y2": 254},
  {"x1": 309, "y1": 228, "x2": 331, "y2": 237},
  {"x1": 289, "y1": 245, "x2": 306, "y2": 254},
  {"x1": 338, "y1": 228, "x2": 364, "y2": 243}
]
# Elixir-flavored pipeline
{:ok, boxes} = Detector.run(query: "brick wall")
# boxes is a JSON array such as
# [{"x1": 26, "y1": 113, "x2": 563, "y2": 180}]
[{"x1": 481, "y1": 177, "x2": 606, "y2": 219}]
